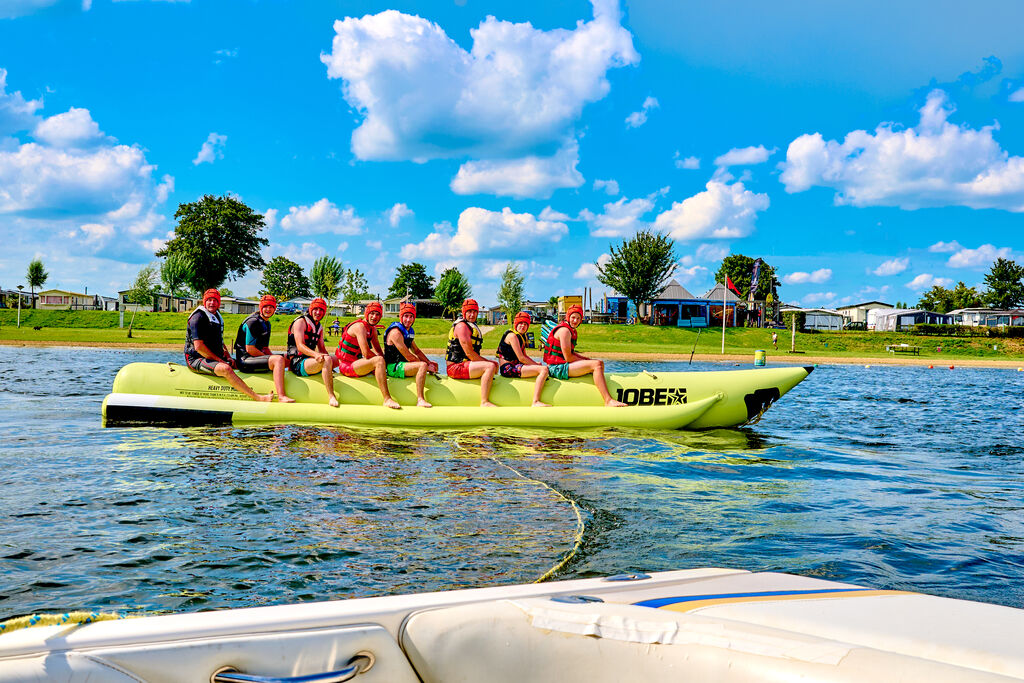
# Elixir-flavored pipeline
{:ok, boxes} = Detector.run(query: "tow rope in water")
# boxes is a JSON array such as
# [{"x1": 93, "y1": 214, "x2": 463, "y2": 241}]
[
  {"x1": 0, "y1": 611, "x2": 129, "y2": 636},
  {"x1": 454, "y1": 434, "x2": 587, "y2": 583}
]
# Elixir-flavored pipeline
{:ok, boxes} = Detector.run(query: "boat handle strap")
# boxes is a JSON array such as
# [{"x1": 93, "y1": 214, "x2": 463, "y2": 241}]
[{"x1": 212, "y1": 654, "x2": 372, "y2": 683}]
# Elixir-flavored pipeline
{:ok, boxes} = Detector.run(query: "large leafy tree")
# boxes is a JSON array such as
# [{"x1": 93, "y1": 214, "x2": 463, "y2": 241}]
[
  {"x1": 596, "y1": 229, "x2": 677, "y2": 312},
  {"x1": 917, "y1": 281, "x2": 983, "y2": 313},
  {"x1": 261, "y1": 256, "x2": 311, "y2": 300},
  {"x1": 124, "y1": 264, "x2": 160, "y2": 307},
  {"x1": 308, "y1": 256, "x2": 344, "y2": 301},
  {"x1": 388, "y1": 262, "x2": 434, "y2": 299},
  {"x1": 342, "y1": 268, "x2": 373, "y2": 304},
  {"x1": 496, "y1": 263, "x2": 525, "y2": 320},
  {"x1": 983, "y1": 258, "x2": 1024, "y2": 309},
  {"x1": 156, "y1": 194, "x2": 269, "y2": 292},
  {"x1": 434, "y1": 267, "x2": 472, "y2": 318},
  {"x1": 26, "y1": 258, "x2": 48, "y2": 308},
  {"x1": 713, "y1": 254, "x2": 780, "y2": 300},
  {"x1": 160, "y1": 252, "x2": 194, "y2": 297}
]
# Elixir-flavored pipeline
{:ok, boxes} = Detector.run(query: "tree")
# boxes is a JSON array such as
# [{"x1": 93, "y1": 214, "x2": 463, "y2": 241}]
[
  {"x1": 342, "y1": 268, "x2": 373, "y2": 304},
  {"x1": 261, "y1": 256, "x2": 310, "y2": 301},
  {"x1": 595, "y1": 229, "x2": 677, "y2": 313},
  {"x1": 26, "y1": 258, "x2": 48, "y2": 308},
  {"x1": 124, "y1": 264, "x2": 160, "y2": 307},
  {"x1": 496, "y1": 263, "x2": 525, "y2": 320},
  {"x1": 308, "y1": 256, "x2": 345, "y2": 301},
  {"x1": 983, "y1": 258, "x2": 1024, "y2": 309},
  {"x1": 156, "y1": 194, "x2": 269, "y2": 292},
  {"x1": 388, "y1": 262, "x2": 434, "y2": 299},
  {"x1": 160, "y1": 252, "x2": 194, "y2": 297},
  {"x1": 434, "y1": 267, "x2": 472, "y2": 318},
  {"x1": 713, "y1": 254, "x2": 780, "y2": 300},
  {"x1": 917, "y1": 281, "x2": 983, "y2": 313}
]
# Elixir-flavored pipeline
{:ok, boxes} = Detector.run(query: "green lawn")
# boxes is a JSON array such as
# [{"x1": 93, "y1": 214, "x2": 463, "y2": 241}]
[{"x1": 1, "y1": 309, "x2": 1021, "y2": 360}]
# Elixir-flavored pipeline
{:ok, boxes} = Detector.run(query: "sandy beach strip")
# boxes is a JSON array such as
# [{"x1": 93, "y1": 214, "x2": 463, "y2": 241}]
[{"x1": 4, "y1": 339, "x2": 1022, "y2": 368}]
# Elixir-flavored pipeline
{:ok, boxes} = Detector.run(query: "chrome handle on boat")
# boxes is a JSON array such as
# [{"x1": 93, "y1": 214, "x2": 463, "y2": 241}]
[{"x1": 212, "y1": 653, "x2": 373, "y2": 683}]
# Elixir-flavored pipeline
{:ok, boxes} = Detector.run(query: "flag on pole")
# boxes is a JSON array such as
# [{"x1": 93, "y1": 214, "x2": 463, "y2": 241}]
[{"x1": 725, "y1": 275, "x2": 741, "y2": 297}]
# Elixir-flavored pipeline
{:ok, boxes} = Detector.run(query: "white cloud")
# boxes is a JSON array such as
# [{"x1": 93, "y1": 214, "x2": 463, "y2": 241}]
[
  {"x1": 800, "y1": 292, "x2": 837, "y2": 306},
  {"x1": 783, "y1": 268, "x2": 832, "y2": 284},
  {"x1": 872, "y1": 257, "x2": 909, "y2": 276},
  {"x1": 928, "y1": 240, "x2": 962, "y2": 253},
  {"x1": 676, "y1": 263, "x2": 710, "y2": 285},
  {"x1": 154, "y1": 174, "x2": 174, "y2": 203},
  {"x1": 781, "y1": 89, "x2": 1024, "y2": 211},
  {"x1": 387, "y1": 202, "x2": 413, "y2": 227},
  {"x1": 365, "y1": 240, "x2": 382, "y2": 250},
  {"x1": 79, "y1": 222, "x2": 114, "y2": 243},
  {"x1": 695, "y1": 243, "x2": 728, "y2": 262},
  {"x1": 539, "y1": 206, "x2": 570, "y2": 221},
  {"x1": 0, "y1": 0, "x2": 57, "y2": 20},
  {"x1": 192, "y1": 132, "x2": 227, "y2": 165},
  {"x1": 484, "y1": 259, "x2": 560, "y2": 280},
  {"x1": 947, "y1": 243, "x2": 1013, "y2": 268},
  {"x1": 1009, "y1": 87, "x2": 1024, "y2": 103},
  {"x1": 594, "y1": 178, "x2": 619, "y2": 195},
  {"x1": 625, "y1": 95, "x2": 658, "y2": 128},
  {"x1": 574, "y1": 252, "x2": 611, "y2": 279},
  {"x1": 674, "y1": 152, "x2": 700, "y2": 170},
  {"x1": 0, "y1": 68, "x2": 42, "y2": 135},
  {"x1": 273, "y1": 241, "x2": 327, "y2": 267},
  {"x1": 653, "y1": 179, "x2": 769, "y2": 240},
  {"x1": 263, "y1": 208, "x2": 278, "y2": 228},
  {"x1": 32, "y1": 107, "x2": 107, "y2": 148},
  {"x1": 280, "y1": 198, "x2": 364, "y2": 235},
  {"x1": 449, "y1": 140, "x2": 583, "y2": 199},
  {"x1": 401, "y1": 206, "x2": 568, "y2": 260},
  {"x1": 321, "y1": 0, "x2": 638, "y2": 162},
  {"x1": 906, "y1": 273, "x2": 952, "y2": 291},
  {"x1": 714, "y1": 145, "x2": 775, "y2": 167},
  {"x1": 581, "y1": 195, "x2": 654, "y2": 237}
]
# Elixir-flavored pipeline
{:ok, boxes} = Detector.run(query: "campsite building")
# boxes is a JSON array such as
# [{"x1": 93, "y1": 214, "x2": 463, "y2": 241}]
[{"x1": 836, "y1": 301, "x2": 893, "y2": 325}]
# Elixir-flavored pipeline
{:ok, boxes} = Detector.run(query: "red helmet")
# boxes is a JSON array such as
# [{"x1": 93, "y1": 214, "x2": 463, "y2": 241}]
[
  {"x1": 513, "y1": 311, "x2": 531, "y2": 327},
  {"x1": 400, "y1": 302, "x2": 417, "y2": 320},
  {"x1": 203, "y1": 288, "x2": 221, "y2": 303},
  {"x1": 310, "y1": 297, "x2": 327, "y2": 313},
  {"x1": 259, "y1": 294, "x2": 277, "y2": 309},
  {"x1": 461, "y1": 299, "x2": 479, "y2": 316},
  {"x1": 566, "y1": 304, "x2": 584, "y2": 320},
  {"x1": 365, "y1": 301, "x2": 383, "y2": 318}
]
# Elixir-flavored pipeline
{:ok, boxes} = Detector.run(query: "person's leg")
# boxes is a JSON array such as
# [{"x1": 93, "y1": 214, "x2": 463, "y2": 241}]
[
  {"x1": 249, "y1": 354, "x2": 293, "y2": 403},
  {"x1": 354, "y1": 357, "x2": 399, "y2": 409},
  {"x1": 303, "y1": 357, "x2": 339, "y2": 407},
  {"x1": 402, "y1": 361, "x2": 431, "y2": 407},
  {"x1": 568, "y1": 359, "x2": 625, "y2": 407},
  {"x1": 214, "y1": 363, "x2": 272, "y2": 402},
  {"x1": 519, "y1": 364, "x2": 551, "y2": 407},
  {"x1": 467, "y1": 360, "x2": 497, "y2": 407}
]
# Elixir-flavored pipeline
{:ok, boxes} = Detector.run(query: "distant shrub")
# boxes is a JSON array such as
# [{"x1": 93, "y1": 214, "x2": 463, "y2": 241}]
[{"x1": 781, "y1": 311, "x2": 806, "y2": 332}]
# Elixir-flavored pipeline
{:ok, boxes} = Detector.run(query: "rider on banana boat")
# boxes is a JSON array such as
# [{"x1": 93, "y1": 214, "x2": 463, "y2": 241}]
[
  {"x1": 446, "y1": 299, "x2": 497, "y2": 407},
  {"x1": 496, "y1": 311, "x2": 550, "y2": 407},
  {"x1": 383, "y1": 302, "x2": 437, "y2": 408},
  {"x1": 286, "y1": 297, "x2": 340, "y2": 408},
  {"x1": 335, "y1": 301, "x2": 400, "y2": 410},
  {"x1": 544, "y1": 304, "x2": 626, "y2": 407},
  {"x1": 185, "y1": 288, "x2": 272, "y2": 402},
  {"x1": 233, "y1": 294, "x2": 294, "y2": 403}
]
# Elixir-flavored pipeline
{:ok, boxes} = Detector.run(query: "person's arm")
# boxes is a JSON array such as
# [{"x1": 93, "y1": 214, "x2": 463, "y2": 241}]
[
  {"x1": 388, "y1": 329, "x2": 417, "y2": 362},
  {"x1": 367, "y1": 327, "x2": 385, "y2": 358},
  {"x1": 408, "y1": 341, "x2": 438, "y2": 372},
  {"x1": 556, "y1": 327, "x2": 587, "y2": 362},
  {"x1": 510, "y1": 335, "x2": 539, "y2": 365},
  {"x1": 457, "y1": 325, "x2": 488, "y2": 362},
  {"x1": 194, "y1": 339, "x2": 225, "y2": 362},
  {"x1": 292, "y1": 319, "x2": 325, "y2": 360}
]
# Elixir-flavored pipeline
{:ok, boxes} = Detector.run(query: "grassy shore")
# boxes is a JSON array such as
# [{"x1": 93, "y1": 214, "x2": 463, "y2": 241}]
[{"x1": 2, "y1": 309, "x2": 1023, "y2": 363}]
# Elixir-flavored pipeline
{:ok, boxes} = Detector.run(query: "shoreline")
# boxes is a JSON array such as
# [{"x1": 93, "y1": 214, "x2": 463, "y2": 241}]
[{"x1": 4, "y1": 339, "x2": 1022, "y2": 368}]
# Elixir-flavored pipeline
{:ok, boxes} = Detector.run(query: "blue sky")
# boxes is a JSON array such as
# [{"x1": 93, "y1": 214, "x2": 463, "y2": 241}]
[{"x1": 1, "y1": 0, "x2": 1022, "y2": 308}]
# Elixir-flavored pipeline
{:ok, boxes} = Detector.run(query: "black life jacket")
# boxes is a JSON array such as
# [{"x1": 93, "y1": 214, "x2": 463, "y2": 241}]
[
  {"x1": 233, "y1": 312, "x2": 270, "y2": 360},
  {"x1": 446, "y1": 318, "x2": 483, "y2": 364},
  {"x1": 287, "y1": 313, "x2": 323, "y2": 358},
  {"x1": 184, "y1": 306, "x2": 226, "y2": 361},
  {"x1": 384, "y1": 321, "x2": 415, "y2": 365},
  {"x1": 496, "y1": 329, "x2": 527, "y2": 363}
]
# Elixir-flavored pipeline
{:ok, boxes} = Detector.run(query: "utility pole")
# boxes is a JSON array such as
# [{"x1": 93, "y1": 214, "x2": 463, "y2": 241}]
[{"x1": 16, "y1": 285, "x2": 23, "y2": 328}]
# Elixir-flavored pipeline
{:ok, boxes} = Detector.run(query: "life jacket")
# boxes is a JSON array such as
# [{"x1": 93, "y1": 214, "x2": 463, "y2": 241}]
[
  {"x1": 496, "y1": 329, "x2": 527, "y2": 363},
  {"x1": 383, "y1": 321, "x2": 415, "y2": 365},
  {"x1": 336, "y1": 320, "x2": 376, "y2": 362},
  {"x1": 233, "y1": 311, "x2": 270, "y2": 360},
  {"x1": 184, "y1": 306, "x2": 226, "y2": 361},
  {"x1": 287, "y1": 313, "x2": 323, "y2": 358},
  {"x1": 446, "y1": 318, "x2": 483, "y2": 364},
  {"x1": 543, "y1": 322, "x2": 577, "y2": 364}
]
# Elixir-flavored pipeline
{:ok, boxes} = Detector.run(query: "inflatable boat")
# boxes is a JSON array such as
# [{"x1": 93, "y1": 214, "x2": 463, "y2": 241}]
[
  {"x1": 100, "y1": 362, "x2": 813, "y2": 430},
  {"x1": 2, "y1": 567, "x2": 1021, "y2": 681}
]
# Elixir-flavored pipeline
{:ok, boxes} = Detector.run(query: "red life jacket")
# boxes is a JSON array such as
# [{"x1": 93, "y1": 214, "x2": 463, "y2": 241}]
[
  {"x1": 286, "y1": 314, "x2": 323, "y2": 359},
  {"x1": 543, "y1": 322, "x2": 577, "y2": 364},
  {"x1": 336, "y1": 320, "x2": 376, "y2": 362}
]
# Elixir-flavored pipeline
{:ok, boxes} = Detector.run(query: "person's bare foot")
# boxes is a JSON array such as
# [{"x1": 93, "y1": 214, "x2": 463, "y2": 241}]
[
  {"x1": 417, "y1": 398, "x2": 433, "y2": 408},
  {"x1": 532, "y1": 400, "x2": 552, "y2": 408},
  {"x1": 328, "y1": 395, "x2": 340, "y2": 408},
  {"x1": 481, "y1": 400, "x2": 497, "y2": 408},
  {"x1": 383, "y1": 397, "x2": 401, "y2": 410},
  {"x1": 278, "y1": 395, "x2": 296, "y2": 403},
  {"x1": 255, "y1": 393, "x2": 273, "y2": 402},
  {"x1": 605, "y1": 398, "x2": 627, "y2": 407}
]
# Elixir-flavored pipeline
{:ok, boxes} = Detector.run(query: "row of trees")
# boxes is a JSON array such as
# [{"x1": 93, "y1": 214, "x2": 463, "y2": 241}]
[
  {"x1": 382, "y1": 261, "x2": 527, "y2": 320},
  {"x1": 917, "y1": 258, "x2": 1024, "y2": 313},
  {"x1": 260, "y1": 256, "x2": 373, "y2": 304}
]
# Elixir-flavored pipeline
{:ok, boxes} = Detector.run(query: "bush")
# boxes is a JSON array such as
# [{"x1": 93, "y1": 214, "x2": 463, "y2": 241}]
[
  {"x1": 910, "y1": 324, "x2": 979, "y2": 336},
  {"x1": 781, "y1": 311, "x2": 805, "y2": 332}
]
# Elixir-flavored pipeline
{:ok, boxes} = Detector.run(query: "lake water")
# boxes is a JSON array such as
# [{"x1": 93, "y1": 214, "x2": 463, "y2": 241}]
[{"x1": 2, "y1": 346, "x2": 1023, "y2": 618}]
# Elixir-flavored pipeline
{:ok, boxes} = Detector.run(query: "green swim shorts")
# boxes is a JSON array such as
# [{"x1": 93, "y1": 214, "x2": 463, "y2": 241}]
[
  {"x1": 386, "y1": 361, "x2": 406, "y2": 378},
  {"x1": 547, "y1": 362, "x2": 570, "y2": 380}
]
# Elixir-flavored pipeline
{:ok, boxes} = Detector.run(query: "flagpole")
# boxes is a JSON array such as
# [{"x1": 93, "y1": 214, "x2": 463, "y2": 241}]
[{"x1": 721, "y1": 280, "x2": 726, "y2": 354}]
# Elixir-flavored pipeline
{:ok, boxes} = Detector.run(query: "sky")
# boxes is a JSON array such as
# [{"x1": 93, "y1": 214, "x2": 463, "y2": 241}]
[{"x1": 1, "y1": 0, "x2": 1022, "y2": 308}]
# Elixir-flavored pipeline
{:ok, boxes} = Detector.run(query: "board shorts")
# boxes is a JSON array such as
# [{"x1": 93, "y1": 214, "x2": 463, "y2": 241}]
[
  {"x1": 336, "y1": 359, "x2": 363, "y2": 378},
  {"x1": 446, "y1": 361, "x2": 472, "y2": 380},
  {"x1": 236, "y1": 354, "x2": 272, "y2": 373},
  {"x1": 386, "y1": 362, "x2": 406, "y2": 378},
  {"x1": 187, "y1": 355, "x2": 222, "y2": 376},
  {"x1": 289, "y1": 355, "x2": 313, "y2": 377},
  {"x1": 499, "y1": 362, "x2": 524, "y2": 378},
  {"x1": 547, "y1": 362, "x2": 570, "y2": 380}
]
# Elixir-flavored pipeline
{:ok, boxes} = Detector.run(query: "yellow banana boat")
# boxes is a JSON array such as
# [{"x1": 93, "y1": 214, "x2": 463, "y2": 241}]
[{"x1": 101, "y1": 362, "x2": 813, "y2": 430}]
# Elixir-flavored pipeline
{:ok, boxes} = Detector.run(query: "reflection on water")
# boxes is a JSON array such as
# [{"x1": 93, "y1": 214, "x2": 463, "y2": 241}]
[{"x1": 1, "y1": 347, "x2": 1023, "y2": 617}]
